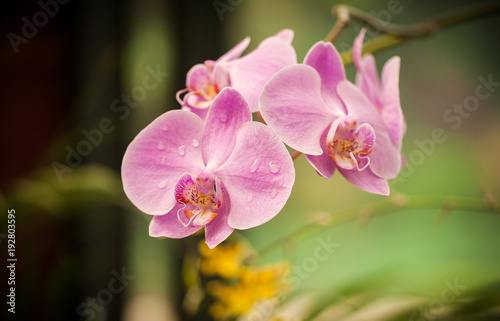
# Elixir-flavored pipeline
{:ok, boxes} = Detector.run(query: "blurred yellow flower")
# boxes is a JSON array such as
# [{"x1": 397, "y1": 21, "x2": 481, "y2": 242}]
[
  {"x1": 207, "y1": 264, "x2": 289, "y2": 319},
  {"x1": 197, "y1": 241, "x2": 289, "y2": 319},
  {"x1": 198, "y1": 241, "x2": 248, "y2": 279}
]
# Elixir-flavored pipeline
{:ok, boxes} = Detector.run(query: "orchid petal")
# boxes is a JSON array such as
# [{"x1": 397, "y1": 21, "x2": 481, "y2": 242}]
[
  {"x1": 338, "y1": 167, "x2": 390, "y2": 196},
  {"x1": 306, "y1": 119, "x2": 340, "y2": 179},
  {"x1": 274, "y1": 29, "x2": 294, "y2": 42},
  {"x1": 205, "y1": 179, "x2": 234, "y2": 248},
  {"x1": 216, "y1": 122, "x2": 294, "y2": 229},
  {"x1": 202, "y1": 88, "x2": 252, "y2": 169},
  {"x1": 259, "y1": 64, "x2": 335, "y2": 155},
  {"x1": 358, "y1": 54, "x2": 383, "y2": 107},
  {"x1": 304, "y1": 41, "x2": 346, "y2": 112},
  {"x1": 351, "y1": 123, "x2": 375, "y2": 155},
  {"x1": 353, "y1": 29, "x2": 383, "y2": 106},
  {"x1": 227, "y1": 35, "x2": 297, "y2": 112},
  {"x1": 149, "y1": 202, "x2": 203, "y2": 238},
  {"x1": 352, "y1": 28, "x2": 366, "y2": 71},
  {"x1": 213, "y1": 62, "x2": 230, "y2": 91},
  {"x1": 381, "y1": 56, "x2": 406, "y2": 149},
  {"x1": 337, "y1": 81, "x2": 401, "y2": 179},
  {"x1": 174, "y1": 173, "x2": 198, "y2": 205},
  {"x1": 186, "y1": 64, "x2": 211, "y2": 91},
  {"x1": 122, "y1": 110, "x2": 204, "y2": 215}
]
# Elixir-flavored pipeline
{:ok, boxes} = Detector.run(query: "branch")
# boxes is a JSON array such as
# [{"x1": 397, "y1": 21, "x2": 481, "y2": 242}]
[
  {"x1": 248, "y1": 194, "x2": 500, "y2": 263},
  {"x1": 327, "y1": 1, "x2": 500, "y2": 64}
]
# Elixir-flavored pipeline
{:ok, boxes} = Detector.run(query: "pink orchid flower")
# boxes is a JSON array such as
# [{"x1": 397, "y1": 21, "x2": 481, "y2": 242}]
[
  {"x1": 122, "y1": 88, "x2": 295, "y2": 248},
  {"x1": 353, "y1": 28, "x2": 406, "y2": 150},
  {"x1": 177, "y1": 29, "x2": 297, "y2": 120},
  {"x1": 259, "y1": 41, "x2": 402, "y2": 195}
]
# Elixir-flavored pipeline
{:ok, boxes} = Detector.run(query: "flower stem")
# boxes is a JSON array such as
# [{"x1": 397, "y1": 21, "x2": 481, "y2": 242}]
[
  {"x1": 326, "y1": 1, "x2": 500, "y2": 64},
  {"x1": 249, "y1": 194, "x2": 500, "y2": 263},
  {"x1": 255, "y1": 111, "x2": 267, "y2": 125},
  {"x1": 291, "y1": 150, "x2": 302, "y2": 161}
]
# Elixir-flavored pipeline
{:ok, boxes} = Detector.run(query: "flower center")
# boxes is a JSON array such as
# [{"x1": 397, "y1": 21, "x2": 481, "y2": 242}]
[
  {"x1": 200, "y1": 83, "x2": 219, "y2": 102},
  {"x1": 327, "y1": 117, "x2": 375, "y2": 171},
  {"x1": 335, "y1": 138, "x2": 352, "y2": 153},
  {"x1": 175, "y1": 174, "x2": 222, "y2": 227}
]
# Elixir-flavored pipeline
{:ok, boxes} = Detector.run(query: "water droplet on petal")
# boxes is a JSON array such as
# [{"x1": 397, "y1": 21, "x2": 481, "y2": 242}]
[
  {"x1": 219, "y1": 114, "x2": 228, "y2": 123},
  {"x1": 249, "y1": 159, "x2": 260, "y2": 173},
  {"x1": 157, "y1": 180, "x2": 167, "y2": 188},
  {"x1": 268, "y1": 162, "x2": 280, "y2": 174},
  {"x1": 178, "y1": 145, "x2": 186, "y2": 156},
  {"x1": 159, "y1": 123, "x2": 168, "y2": 131},
  {"x1": 192, "y1": 139, "x2": 199, "y2": 147},
  {"x1": 247, "y1": 195, "x2": 253, "y2": 202},
  {"x1": 157, "y1": 142, "x2": 165, "y2": 150}
]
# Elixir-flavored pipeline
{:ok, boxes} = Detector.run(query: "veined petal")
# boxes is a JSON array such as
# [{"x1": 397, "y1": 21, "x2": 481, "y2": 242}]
[
  {"x1": 213, "y1": 63, "x2": 230, "y2": 91},
  {"x1": 338, "y1": 167, "x2": 390, "y2": 196},
  {"x1": 306, "y1": 119, "x2": 340, "y2": 179},
  {"x1": 227, "y1": 34, "x2": 297, "y2": 112},
  {"x1": 149, "y1": 202, "x2": 203, "y2": 238},
  {"x1": 202, "y1": 88, "x2": 252, "y2": 169},
  {"x1": 205, "y1": 179, "x2": 234, "y2": 248},
  {"x1": 122, "y1": 110, "x2": 205, "y2": 215},
  {"x1": 215, "y1": 122, "x2": 295, "y2": 230},
  {"x1": 259, "y1": 64, "x2": 335, "y2": 155},
  {"x1": 381, "y1": 56, "x2": 406, "y2": 149},
  {"x1": 358, "y1": 54, "x2": 382, "y2": 107},
  {"x1": 352, "y1": 28, "x2": 366, "y2": 71},
  {"x1": 174, "y1": 173, "x2": 198, "y2": 205},
  {"x1": 304, "y1": 41, "x2": 346, "y2": 112},
  {"x1": 351, "y1": 123, "x2": 375, "y2": 155},
  {"x1": 337, "y1": 81, "x2": 401, "y2": 179},
  {"x1": 353, "y1": 29, "x2": 382, "y2": 106}
]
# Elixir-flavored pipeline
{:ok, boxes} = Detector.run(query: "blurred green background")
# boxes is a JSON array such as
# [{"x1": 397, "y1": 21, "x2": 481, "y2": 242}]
[{"x1": 1, "y1": 0, "x2": 499, "y2": 320}]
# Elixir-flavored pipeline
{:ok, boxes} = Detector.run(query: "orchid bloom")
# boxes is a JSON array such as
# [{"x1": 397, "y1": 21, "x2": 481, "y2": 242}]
[
  {"x1": 177, "y1": 29, "x2": 297, "y2": 120},
  {"x1": 259, "y1": 41, "x2": 402, "y2": 195},
  {"x1": 122, "y1": 88, "x2": 295, "y2": 248},
  {"x1": 353, "y1": 28, "x2": 406, "y2": 150}
]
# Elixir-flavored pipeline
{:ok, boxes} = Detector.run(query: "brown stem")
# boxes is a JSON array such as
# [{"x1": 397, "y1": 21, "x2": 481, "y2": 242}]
[
  {"x1": 291, "y1": 150, "x2": 303, "y2": 161},
  {"x1": 324, "y1": 5, "x2": 350, "y2": 42},
  {"x1": 332, "y1": 1, "x2": 500, "y2": 64},
  {"x1": 255, "y1": 111, "x2": 267, "y2": 125}
]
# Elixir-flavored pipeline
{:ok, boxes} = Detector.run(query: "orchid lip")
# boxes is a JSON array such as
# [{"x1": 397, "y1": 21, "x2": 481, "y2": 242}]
[
  {"x1": 174, "y1": 173, "x2": 222, "y2": 227},
  {"x1": 327, "y1": 119, "x2": 375, "y2": 171}
]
